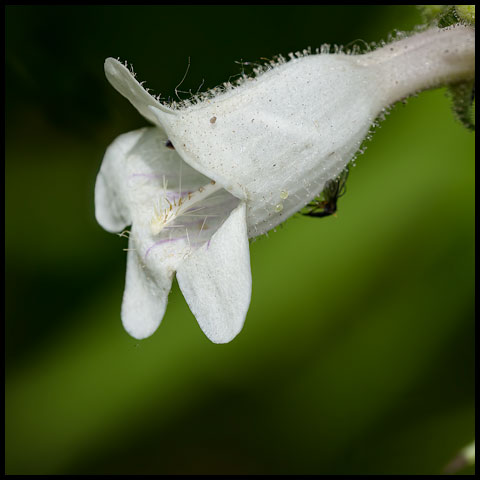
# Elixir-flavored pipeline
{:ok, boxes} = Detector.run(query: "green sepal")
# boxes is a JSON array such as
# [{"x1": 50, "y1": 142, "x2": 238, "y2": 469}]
[
  {"x1": 455, "y1": 5, "x2": 475, "y2": 25},
  {"x1": 448, "y1": 81, "x2": 475, "y2": 131},
  {"x1": 417, "y1": 5, "x2": 450, "y2": 25},
  {"x1": 438, "y1": 6, "x2": 461, "y2": 28}
]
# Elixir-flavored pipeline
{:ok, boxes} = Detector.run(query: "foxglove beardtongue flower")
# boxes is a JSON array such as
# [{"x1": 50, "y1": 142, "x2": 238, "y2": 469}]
[{"x1": 96, "y1": 25, "x2": 474, "y2": 343}]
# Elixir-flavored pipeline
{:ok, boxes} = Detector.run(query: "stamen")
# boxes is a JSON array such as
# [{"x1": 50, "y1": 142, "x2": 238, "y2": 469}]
[
  {"x1": 197, "y1": 216, "x2": 208, "y2": 242},
  {"x1": 117, "y1": 230, "x2": 131, "y2": 239},
  {"x1": 150, "y1": 181, "x2": 223, "y2": 235},
  {"x1": 182, "y1": 214, "x2": 219, "y2": 217},
  {"x1": 185, "y1": 227, "x2": 191, "y2": 256}
]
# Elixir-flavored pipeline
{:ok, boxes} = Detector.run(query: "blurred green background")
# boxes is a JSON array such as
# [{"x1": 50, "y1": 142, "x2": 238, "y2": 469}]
[{"x1": 5, "y1": 5, "x2": 475, "y2": 475}]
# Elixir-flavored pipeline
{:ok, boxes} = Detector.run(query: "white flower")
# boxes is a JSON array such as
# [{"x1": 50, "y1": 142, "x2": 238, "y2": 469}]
[{"x1": 95, "y1": 25, "x2": 474, "y2": 343}]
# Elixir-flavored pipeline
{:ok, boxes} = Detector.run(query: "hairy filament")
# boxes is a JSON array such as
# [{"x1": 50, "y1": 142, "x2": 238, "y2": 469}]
[{"x1": 150, "y1": 181, "x2": 221, "y2": 235}]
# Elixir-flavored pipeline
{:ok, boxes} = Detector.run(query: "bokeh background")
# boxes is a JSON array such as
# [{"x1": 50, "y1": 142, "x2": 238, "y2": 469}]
[{"x1": 5, "y1": 5, "x2": 475, "y2": 475}]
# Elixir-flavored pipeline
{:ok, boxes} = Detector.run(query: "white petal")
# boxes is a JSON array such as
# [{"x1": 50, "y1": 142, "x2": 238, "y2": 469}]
[
  {"x1": 104, "y1": 58, "x2": 175, "y2": 126},
  {"x1": 95, "y1": 129, "x2": 146, "y2": 232},
  {"x1": 121, "y1": 236, "x2": 174, "y2": 339},
  {"x1": 121, "y1": 128, "x2": 212, "y2": 217},
  {"x1": 95, "y1": 127, "x2": 212, "y2": 232},
  {"x1": 176, "y1": 202, "x2": 251, "y2": 344}
]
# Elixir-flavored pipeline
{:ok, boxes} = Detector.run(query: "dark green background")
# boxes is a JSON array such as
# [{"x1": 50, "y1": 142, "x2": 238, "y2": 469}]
[{"x1": 5, "y1": 5, "x2": 475, "y2": 475}]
